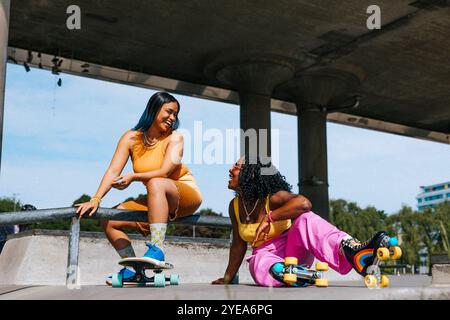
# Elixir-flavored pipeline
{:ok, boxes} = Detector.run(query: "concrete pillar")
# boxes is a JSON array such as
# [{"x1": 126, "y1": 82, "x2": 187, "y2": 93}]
[
  {"x1": 205, "y1": 54, "x2": 297, "y2": 162},
  {"x1": 215, "y1": 61, "x2": 294, "y2": 160},
  {"x1": 276, "y1": 68, "x2": 362, "y2": 220},
  {"x1": 0, "y1": 0, "x2": 10, "y2": 173},
  {"x1": 297, "y1": 104, "x2": 330, "y2": 219},
  {"x1": 238, "y1": 91, "x2": 272, "y2": 159}
]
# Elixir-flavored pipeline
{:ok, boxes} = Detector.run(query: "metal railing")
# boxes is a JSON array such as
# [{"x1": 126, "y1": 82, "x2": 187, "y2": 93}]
[{"x1": 0, "y1": 207, "x2": 232, "y2": 287}]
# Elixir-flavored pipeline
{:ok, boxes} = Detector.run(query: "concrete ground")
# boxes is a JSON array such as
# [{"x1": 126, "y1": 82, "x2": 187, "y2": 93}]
[{"x1": 0, "y1": 275, "x2": 449, "y2": 300}]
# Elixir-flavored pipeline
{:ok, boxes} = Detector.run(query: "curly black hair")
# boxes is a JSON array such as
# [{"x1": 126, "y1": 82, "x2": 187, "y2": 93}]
[{"x1": 236, "y1": 155, "x2": 292, "y2": 203}]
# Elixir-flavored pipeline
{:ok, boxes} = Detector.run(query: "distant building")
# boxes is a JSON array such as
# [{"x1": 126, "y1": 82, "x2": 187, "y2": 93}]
[{"x1": 416, "y1": 181, "x2": 450, "y2": 211}]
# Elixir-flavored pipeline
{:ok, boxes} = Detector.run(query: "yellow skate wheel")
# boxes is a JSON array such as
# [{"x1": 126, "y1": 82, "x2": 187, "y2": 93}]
[
  {"x1": 364, "y1": 275, "x2": 377, "y2": 288},
  {"x1": 315, "y1": 278, "x2": 328, "y2": 287},
  {"x1": 315, "y1": 262, "x2": 329, "y2": 271},
  {"x1": 284, "y1": 257, "x2": 298, "y2": 266},
  {"x1": 380, "y1": 275, "x2": 389, "y2": 288},
  {"x1": 389, "y1": 246, "x2": 402, "y2": 260},
  {"x1": 283, "y1": 273, "x2": 297, "y2": 285},
  {"x1": 377, "y1": 247, "x2": 390, "y2": 261}
]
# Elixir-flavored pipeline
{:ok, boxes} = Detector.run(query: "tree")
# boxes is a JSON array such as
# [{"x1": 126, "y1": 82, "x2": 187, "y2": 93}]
[
  {"x1": 387, "y1": 206, "x2": 421, "y2": 266},
  {"x1": 0, "y1": 197, "x2": 22, "y2": 212},
  {"x1": 73, "y1": 194, "x2": 91, "y2": 205},
  {"x1": 385, "y1": 202, "x2": 450, "y2": 267},
  {"x1": 31, "y1": 194, "x2": 98, "y2": 231},
  {"x1": 329, "y1": 199, "x2": 388, "y2": 241},
  {"x1": 167, "y1": 208, "x2": 231, "y2": 239},
  {"x1": 433, "y1": 201, "x2": 450, "y2": 256}
]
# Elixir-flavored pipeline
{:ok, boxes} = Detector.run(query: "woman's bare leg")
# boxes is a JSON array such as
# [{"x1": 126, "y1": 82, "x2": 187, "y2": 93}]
[
  {"x1": 145, "y1": 177, "x2": 180, "y2": 223},
  {"x1": 101, "y1": 204, "x2": 139, "y2": 251}
]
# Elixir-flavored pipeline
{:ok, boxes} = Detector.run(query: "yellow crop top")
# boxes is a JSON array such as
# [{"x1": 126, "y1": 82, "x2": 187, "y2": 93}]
[
  {"x1": 131, "y1": 131, "x2": 189, "y2": 180},
  {"x1": 233, "y1": 195, "x2": 291, "y2": 248}
]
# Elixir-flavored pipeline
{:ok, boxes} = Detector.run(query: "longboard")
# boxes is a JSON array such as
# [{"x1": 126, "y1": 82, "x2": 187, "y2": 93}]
[{"x1": 108, "y1": 257, "x2": 179, "y2": 288}]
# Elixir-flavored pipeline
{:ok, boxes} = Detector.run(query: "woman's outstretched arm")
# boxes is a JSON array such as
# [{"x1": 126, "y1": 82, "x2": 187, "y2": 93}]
[
  {"x1": 75, "y1": 131, "x2": 133, "y2": 217},
  {"x1": 212, "y1": 199, "x2": 247, "y2": 284}
]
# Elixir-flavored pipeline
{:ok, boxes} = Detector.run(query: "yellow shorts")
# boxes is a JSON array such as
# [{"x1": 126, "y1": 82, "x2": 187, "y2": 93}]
[{"x1": 119, "y1": 173, "x2": 202, "y2": 236}]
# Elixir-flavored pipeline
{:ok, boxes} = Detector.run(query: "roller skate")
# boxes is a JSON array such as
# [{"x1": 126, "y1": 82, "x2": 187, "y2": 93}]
[
  {"x1": 270, "y1": 257, "x2": 329, "y2": 288},
  {"x1": 340, "y1": 231, "x2": 402, "y2": 288}
]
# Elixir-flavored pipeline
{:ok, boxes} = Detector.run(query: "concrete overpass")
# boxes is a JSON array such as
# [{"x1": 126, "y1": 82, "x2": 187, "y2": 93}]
[{"x1": 1, "y1": 0, "x2": 450, "y2": 219}]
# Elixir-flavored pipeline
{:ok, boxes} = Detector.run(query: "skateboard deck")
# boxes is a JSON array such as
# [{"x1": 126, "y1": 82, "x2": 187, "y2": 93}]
[{"x1": 108, "y1": 257, "x2": 179, "y2": 288}]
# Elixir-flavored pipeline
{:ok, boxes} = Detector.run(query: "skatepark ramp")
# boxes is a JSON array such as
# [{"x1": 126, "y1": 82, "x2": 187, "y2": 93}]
[
  {"x1": 0, "y1": 208, "x2": 361, "y2": 286},
  {"x1": 0, "y1": 208, "x2": 234, "y2": 286}
]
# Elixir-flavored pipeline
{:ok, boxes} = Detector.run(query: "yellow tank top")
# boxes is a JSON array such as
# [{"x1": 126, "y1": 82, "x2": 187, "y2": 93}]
[
  {"x1": 131, "y1": 130, "x2": 190, "y2": 180},
  {"x1": 233, "y1": 195, "x2": 291, "y2": 248}
]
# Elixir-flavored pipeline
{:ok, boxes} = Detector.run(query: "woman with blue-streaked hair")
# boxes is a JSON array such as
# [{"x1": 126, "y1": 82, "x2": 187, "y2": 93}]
[{"x1": 75, "y1": 91, "x2": 202, "y2": 284}]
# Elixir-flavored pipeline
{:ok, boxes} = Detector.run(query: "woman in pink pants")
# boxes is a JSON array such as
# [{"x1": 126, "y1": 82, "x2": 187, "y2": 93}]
[{"x1": 212, "y1": 156, "x2": 390, "y2": 287}]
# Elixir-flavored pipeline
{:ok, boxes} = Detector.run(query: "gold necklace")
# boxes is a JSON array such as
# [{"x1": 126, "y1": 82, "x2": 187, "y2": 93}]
[
  {"x1": 242, "y1": 198, "x2": 259, "y2": 222},
  {"x1": 143, "y1": 132, "x2": 159, "y2": 147}
]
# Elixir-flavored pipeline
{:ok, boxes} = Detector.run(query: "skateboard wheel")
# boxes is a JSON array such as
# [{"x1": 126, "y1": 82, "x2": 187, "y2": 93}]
[
  {"x1": 284, "y1": 257, "x2": 298, "y2": 266},
  {"x1": 380, "y1": 275, "x2": 389, "y2": 288},
  {"x1": 283, "y1": 273, "x2": 297, "y2": 285},
  {"x1": 377, "y1": 247, "x2": 390, "y2": 261},
  {"x1": 364, "y1": 275, "x2": 377, "y2": 288},
  {"x1": 389, "y1": 246, "x2": 402, "y2": 260},
  {"x1": 388, "y1": 237, "x2": 398, "y2": 247},
  {"x1": 315, "y1": 262, "x2": 329, "y2": 271},
  {"x1": 170, "y1": 274, "x2": 180, "y2": 285},
  {"x1": 154, "y1": 273, "x2": 166, "y2": 287},
  {"x1": 111, "y1": 274, "x2": 123, "y2": 288},
  {"x1": 273, "y1": 262, "x2": 284, "y2": 273},
  {"x1": 315, "y1": 278, "x2": 328, "y2": 287}
]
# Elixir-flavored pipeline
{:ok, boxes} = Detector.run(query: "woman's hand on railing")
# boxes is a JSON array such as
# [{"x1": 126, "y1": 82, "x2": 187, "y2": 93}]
[{"x1": 74, "y1": 201, "x2": 99, "y2": 219}]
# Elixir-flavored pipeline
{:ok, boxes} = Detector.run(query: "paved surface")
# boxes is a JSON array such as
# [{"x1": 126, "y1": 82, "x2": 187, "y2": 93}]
[{"x1": 0, "y1": 275, "x2": 449, "y2": 300}]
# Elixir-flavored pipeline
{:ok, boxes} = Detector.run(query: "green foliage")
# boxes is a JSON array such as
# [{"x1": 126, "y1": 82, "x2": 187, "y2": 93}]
[
  {"x1": 73, "y1": 194, "x2": 91, "y2": 205},
  {"x1": 331, "y1": 199, "x2": 450, "y2": 266},
  {"x1": 29, "y1": 194, "x2": 102, "y2": 231},
  {"x1": 329, "y1": 199, "x2": 388, "y2": 241},
  {"x1": 5, "y1": 192, "x2": 449, "y2": 258},
  {"x1": 124, "y1": 194, "x2": 147, "y2": 202},
  {"x1": 0, "y1": 197, "x2": 22, "y2": 212},
  {"x1": 167, "y1": 208, "x2": 231, "y2": 239},
  {"x1": 438, "y1": 220, "x2": 450, "y2": 258},
  {"x1": 31, "y1": 219, "x2": 72, "y2": 231}
]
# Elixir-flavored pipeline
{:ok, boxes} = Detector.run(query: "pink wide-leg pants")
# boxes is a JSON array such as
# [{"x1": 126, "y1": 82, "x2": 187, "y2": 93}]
[{"x1": 246, "y1": 211, "x2": 353, "y2": 287}]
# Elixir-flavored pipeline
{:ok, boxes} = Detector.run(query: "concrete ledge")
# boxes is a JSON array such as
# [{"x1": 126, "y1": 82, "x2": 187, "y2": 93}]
[
  {"x1": 0, "y1": 230, "x2": 360, "y2": 285},
  {"x1": 431, "y1": 264, "x2": 450, "y2": 286}
]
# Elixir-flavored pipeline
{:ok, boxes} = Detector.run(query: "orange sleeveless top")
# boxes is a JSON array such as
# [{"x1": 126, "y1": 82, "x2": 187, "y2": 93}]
[
  {"x1": 131, "y1": 130, "x2": 190, "y2": 180},
  {"x1": 233, "y1": 196, "x2": 291, "y2": 248}
]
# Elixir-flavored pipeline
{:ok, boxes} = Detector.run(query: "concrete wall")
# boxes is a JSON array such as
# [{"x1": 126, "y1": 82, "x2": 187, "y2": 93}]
[
  {"x1": 432, "y1": 264, "x2": 450, "y2": 286},
  {"x1": 0, "y1": 230, "x2": 360, "y2": 286}
]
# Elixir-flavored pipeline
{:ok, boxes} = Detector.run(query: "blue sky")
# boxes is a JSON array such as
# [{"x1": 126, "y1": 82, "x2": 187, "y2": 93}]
[{"x1": 0, "y1": 63, "x2": 449, "y2": 215}]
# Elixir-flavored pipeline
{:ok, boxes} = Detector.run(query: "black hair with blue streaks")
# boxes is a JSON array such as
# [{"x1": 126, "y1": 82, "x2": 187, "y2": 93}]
[{"x1": 133, "y1": 92, "x2": 180, "y2": 132}]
